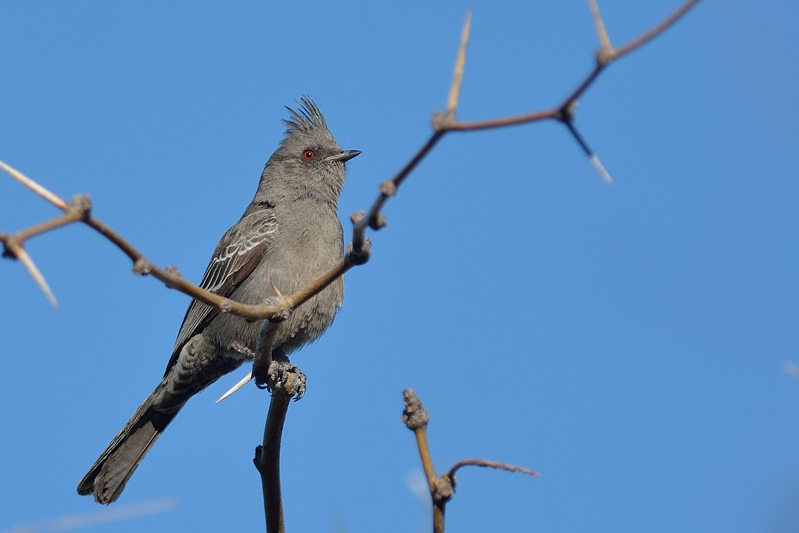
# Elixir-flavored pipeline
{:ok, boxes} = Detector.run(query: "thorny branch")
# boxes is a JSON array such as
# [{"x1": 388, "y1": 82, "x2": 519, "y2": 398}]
[
  {"x1": 1, "y1": 0, "x2": 699, "y2": 320},
  {"x1": 1, "y1": 3, "x2": 701, "y2": 532}
]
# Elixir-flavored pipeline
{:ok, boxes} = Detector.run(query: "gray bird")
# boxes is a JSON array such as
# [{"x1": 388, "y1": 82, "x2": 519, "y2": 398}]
[{"x1": 78, "y1": 97, "x2": 359, "y2": 504}]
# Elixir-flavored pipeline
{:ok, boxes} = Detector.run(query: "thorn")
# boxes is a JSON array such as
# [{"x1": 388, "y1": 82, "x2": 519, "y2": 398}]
[
  {"x1": 588, "y1": 0, "x2": 614, "y2": 57},
  {"x1": 269, "y1": 281, "x2": 284, "y2": 299},
  {"x1": 15, "y1": 246, "x2": 59, "y2": 308},
  {"x1": 446, "y1": 7, "x2": 473, "y2": 116},
  {"x1": 215, "y1": 371, "x2": 253, "y2": 403},
  {"x1": 589, "y1": 154, "x2": 614, "y2": 185},
  {"x1": 0, "y1": 159, "x2": 68, "y2": 210},
  {"x1": 561, "y1": 118, "x2": 613, "y2": 185}
]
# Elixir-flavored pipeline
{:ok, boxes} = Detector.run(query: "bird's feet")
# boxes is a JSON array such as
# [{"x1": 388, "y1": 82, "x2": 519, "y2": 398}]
[{"x1": 256, "y1": 351, "x2": 306, "y2": 400}]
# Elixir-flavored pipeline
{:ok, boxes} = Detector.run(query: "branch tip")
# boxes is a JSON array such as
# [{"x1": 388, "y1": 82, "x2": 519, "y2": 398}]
[
  {"x1": 350, "y1": 210, "x2": 366, "y2": 225},
  {"x1": 402, "y1": 389, "x2": 430, "y2": 430},
  {"x1": 448, "y1": 458, "x2": 540, "y2": 480}
]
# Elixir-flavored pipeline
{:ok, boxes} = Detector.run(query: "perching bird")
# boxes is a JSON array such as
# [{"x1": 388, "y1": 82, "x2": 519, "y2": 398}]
[{"x1": 78, "y1": 97, "x2": 359, "y2": 504}]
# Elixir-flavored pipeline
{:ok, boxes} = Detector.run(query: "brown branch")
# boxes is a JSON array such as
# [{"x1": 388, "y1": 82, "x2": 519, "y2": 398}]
[
  {"x1": 447, "y1": 458, "x2": 540, "y2": 480},
  {"x1": 0, "y1": 161, "x2": 354, "y2": 320},
  {"x1": 256, "y1": 389, "x2": 289, "y2": 533},
  {"x1": 0, "y1": 0, "x2": 699, "y2": 316},
  {"x1": 430, "y1": 0, "x2": 700, "y2": 134},
  {"x1": 402, "y1": 390, "x2": 539, "y2": 533},
  {"x1": 614, "y1": 0, "x2": 701, "y2": 59},
  {"x1": 254, "y1": 356, "x2": 306, "y2": 533},
  {"x1": 402, "y1": 389, "x2": 448, "y2": 533}
]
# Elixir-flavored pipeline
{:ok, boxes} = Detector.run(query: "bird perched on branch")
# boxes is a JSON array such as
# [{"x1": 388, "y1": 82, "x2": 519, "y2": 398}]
[{"x1": 78, "y1": 97, "x2": 359, "y2": 504}]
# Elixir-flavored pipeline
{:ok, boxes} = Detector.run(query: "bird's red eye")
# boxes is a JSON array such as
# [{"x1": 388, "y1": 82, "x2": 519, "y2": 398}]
[{"x1": 303, "y1": 150, "x2": 315, "y2": 161}]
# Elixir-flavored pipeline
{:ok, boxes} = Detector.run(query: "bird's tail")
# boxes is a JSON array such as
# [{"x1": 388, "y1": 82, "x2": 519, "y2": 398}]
[{"x1": 77, "y1": 389, "x2": 180, "y2": 504}]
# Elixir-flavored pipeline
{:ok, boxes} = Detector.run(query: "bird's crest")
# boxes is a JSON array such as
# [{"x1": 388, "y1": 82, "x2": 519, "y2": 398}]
[{"x1": 283, "y1": 96, "x2": 329, "y2": 137}]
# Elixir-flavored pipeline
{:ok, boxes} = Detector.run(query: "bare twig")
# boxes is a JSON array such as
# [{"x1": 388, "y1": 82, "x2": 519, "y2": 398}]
[
  {"x1": 402, "y1": 389, "x2": 447, "y2": 533},
  {"x1": 254, "y1": 357, "x2": 306, "y2": 533},
  {"x1": 440, "y1": 0, "x2": 700, "y2": 133},
  {"x1": 1, "y1": 0, "x2": 699, "y2": 317},
  {"x1": 402, "y1": 390, "x2": 538, "y2": 533},
  {"x1": 256, "y1": 390, "x2": 289, "y2": 533},
  {"x1": 447, "y1": 458, "x2": 540, "y2": 480},
  {"x1": 614, "y1": 0, "x2": 701, "y2": 59}
]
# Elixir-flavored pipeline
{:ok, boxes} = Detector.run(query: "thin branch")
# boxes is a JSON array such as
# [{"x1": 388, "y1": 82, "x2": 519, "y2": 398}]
[
  {"x1": 257, "y1": 391, "x2": 289, "y2": 533},
  {"x1": 1, "y1": 1, "x2": 699, "y2": 318},
  {"x1": 447, "y1": 458, "x2": 540, "y2": 480},
  {"x1": 402, "y1": 389, "x2": 447, "y2": 533},
  {"x1": 614, "y1": 0, "x2": 701, "y2": 58},
  {"x1": 254, "y1": 357, "x2": 306, "y2": 533},
  {"x1": 0, "y1": 161, "x2": 353, "y2": 322},
  {"x1": 431, "y1": 0, "x2": 700, "y2": 133}
]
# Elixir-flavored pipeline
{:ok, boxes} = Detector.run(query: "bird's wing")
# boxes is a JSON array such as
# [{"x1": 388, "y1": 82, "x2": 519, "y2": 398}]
[{"x1": 164, "y1": 209, "x2": 278, "y2": 376}]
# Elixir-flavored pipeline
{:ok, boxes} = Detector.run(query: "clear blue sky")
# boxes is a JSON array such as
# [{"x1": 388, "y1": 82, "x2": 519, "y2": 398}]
[{"x1": 2, "y1": 1, "x2": 798, "y2": 532}]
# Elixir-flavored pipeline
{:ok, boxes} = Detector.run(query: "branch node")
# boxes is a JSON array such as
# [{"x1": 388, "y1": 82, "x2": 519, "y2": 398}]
[
  {"x1": 165, "y1": 264, "x2": 180, "y2": 277},
  {"x1": 346, "y1": 238, "x2": 372, "y2": 266},
  {"x1": 1, "y1": 235, "x2": 20, "y2": 259},
  {"x1": 431, "y1": 475, "x2": 455, "y2": 504},
  {"x1": 401, "y1": 389, "x2": 430, "y2": 430},
  {"x1": 379, "y1": 180, "x2": 397, "y2": 198},
  {"x1": 69, "y1": 194, "x2": 93, "y2": 219},
  {"x1": 370, "y1": 213, "x2": 388, "y2": 231},
  {"x1": 595, "y1": 47, "x2": 616, "y2": 67},
  {"x1": 132, "y1": 258, "x2": 152, "y2": 276},
  {"x1": 432, "y1": 110, "x2": 457, "y2": 132},
  {"x1": 557, "y1": 100, "x2": 578, "y2": 124},
  {"x1": 350, "y1": 210, "x2": 366, "y2": 226}
]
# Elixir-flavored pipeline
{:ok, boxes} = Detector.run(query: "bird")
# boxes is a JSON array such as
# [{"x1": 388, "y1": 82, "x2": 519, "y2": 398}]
[{"x1": 77, "y1": 96, "x2": 359, "y2": 504}]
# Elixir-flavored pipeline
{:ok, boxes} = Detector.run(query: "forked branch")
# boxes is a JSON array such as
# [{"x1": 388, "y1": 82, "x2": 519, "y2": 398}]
[{"x1": 1, "y1": 1, "x2": 700, "y2": 320}]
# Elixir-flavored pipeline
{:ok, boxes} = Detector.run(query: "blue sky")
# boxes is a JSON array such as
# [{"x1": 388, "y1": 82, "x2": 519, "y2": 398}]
[{"x1": 2, "y1": 1, "x2": 798, "y2": 532}]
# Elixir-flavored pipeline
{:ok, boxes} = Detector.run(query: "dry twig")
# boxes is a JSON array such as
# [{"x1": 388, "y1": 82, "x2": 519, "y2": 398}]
[{"x1": 402, "y1": 390, "x2": 539, "y2": 533}]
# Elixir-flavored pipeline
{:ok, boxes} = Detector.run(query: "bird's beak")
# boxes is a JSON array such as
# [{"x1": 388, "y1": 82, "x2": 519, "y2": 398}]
[{"x1": 326, "y1": 149, "x2": 361, "y2": 163}]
